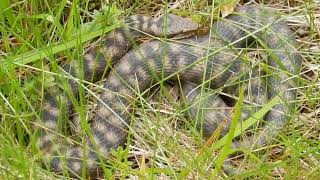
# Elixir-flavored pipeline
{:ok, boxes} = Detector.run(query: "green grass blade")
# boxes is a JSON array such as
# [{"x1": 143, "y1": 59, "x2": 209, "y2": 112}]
[
  {"x1": 1, "y1": 24, "x2": 119, "y2": 65},
  {"x1": 212, "y1": 92, "x2": 283, "y2": 150}
]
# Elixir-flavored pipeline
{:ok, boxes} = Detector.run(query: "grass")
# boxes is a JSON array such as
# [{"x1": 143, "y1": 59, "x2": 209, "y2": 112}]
[{"x1": 0, "y1": 0, "x2": 319, "y2": 179}]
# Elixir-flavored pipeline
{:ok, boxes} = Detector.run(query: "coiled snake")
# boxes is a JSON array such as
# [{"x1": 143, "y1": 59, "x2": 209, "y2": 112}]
[{"x1": 36, "y1": 5, "x2": 302, "y2": 177}]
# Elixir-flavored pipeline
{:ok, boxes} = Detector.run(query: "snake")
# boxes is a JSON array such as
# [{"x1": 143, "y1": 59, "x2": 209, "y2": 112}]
[{"x1": 36, "y1": 4, "x2": 302, "y2": 178}]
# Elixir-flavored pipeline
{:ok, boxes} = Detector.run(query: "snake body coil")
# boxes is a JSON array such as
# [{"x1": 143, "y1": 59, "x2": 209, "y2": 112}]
[{"x1": 37, "y1": 5, "x2": 301, "y2": 177}]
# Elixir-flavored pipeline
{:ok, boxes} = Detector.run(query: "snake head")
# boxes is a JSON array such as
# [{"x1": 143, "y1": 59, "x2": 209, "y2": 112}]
[
  {"x1": 162, "y1": 14, "x2": 199, "y2": 36},
  {"x1": 127, "y1": 13, "x2": 198, "y2": 37}
]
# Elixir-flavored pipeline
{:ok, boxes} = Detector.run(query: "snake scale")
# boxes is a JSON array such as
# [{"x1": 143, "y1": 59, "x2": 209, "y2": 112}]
[{"x1": 36, "y1": 4, "x2": 302, "y2": 177}]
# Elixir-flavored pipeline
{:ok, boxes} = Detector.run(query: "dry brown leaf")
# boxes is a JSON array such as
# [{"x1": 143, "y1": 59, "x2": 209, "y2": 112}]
[{"x1": 220, "y1": 4, "x2": 235, "y2": 17}]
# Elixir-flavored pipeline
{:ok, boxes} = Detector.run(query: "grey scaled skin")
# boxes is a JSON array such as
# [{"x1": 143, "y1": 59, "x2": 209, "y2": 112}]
[
  {"x1": 37, "y1": 5, "x2": 301, "y2": 178},
  {"x1": 37, "y1": 14, "x2": 198, "y2": 177}
]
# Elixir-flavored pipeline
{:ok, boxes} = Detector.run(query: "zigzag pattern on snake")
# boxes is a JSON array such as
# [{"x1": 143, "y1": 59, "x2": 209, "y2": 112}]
[{"x1": 36, "y1": 4, "x2": 302, "y2": 177}]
